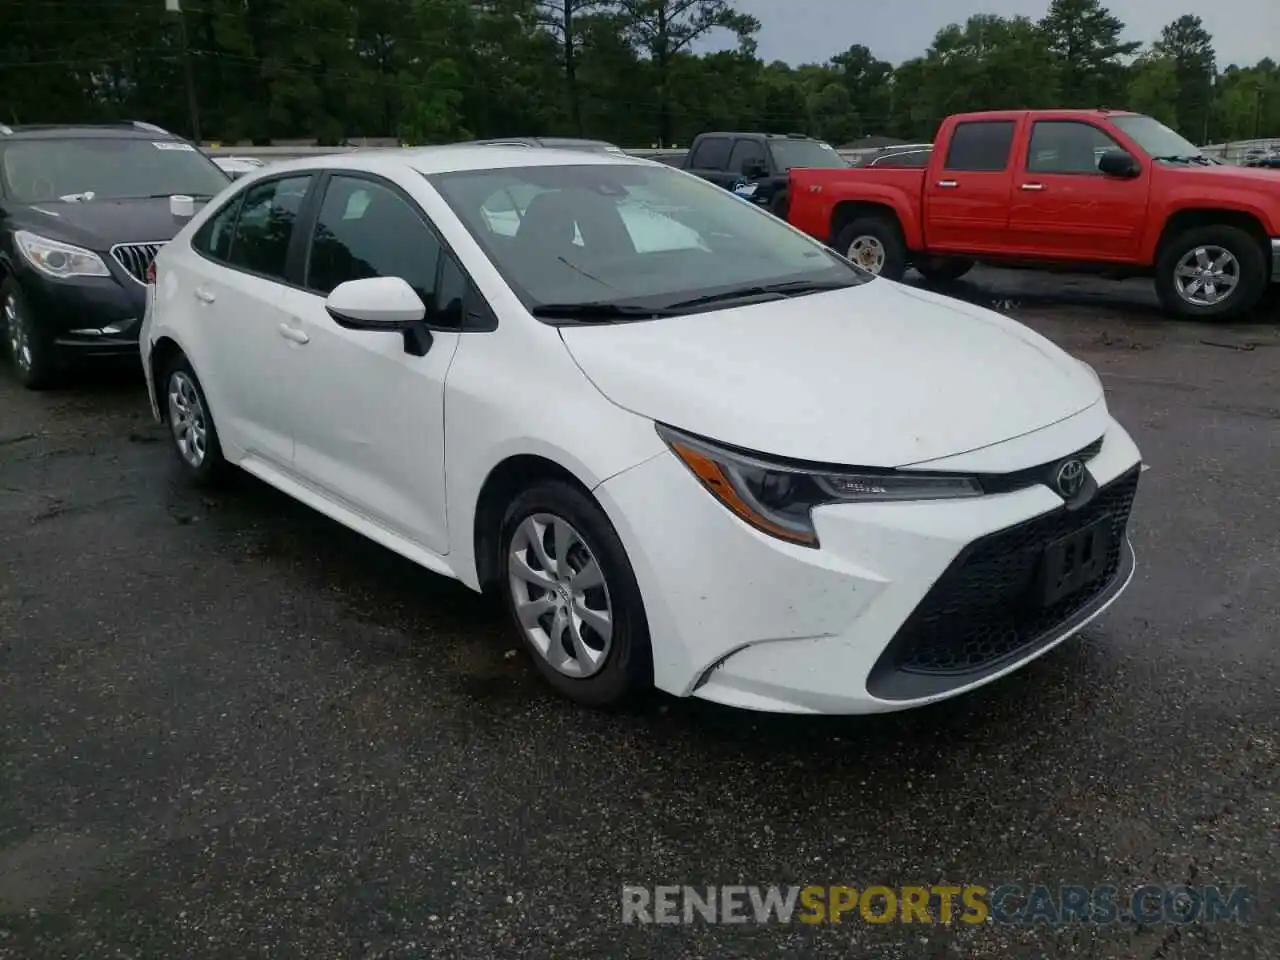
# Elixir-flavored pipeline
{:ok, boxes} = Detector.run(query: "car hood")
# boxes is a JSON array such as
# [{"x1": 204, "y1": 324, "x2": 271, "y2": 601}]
[
  {"x1": 14, "y1": 197, "x2": 209, "y2": 251},
  {"x1": 558, "y1": 280, "x2": 1103, "y2": 468}
]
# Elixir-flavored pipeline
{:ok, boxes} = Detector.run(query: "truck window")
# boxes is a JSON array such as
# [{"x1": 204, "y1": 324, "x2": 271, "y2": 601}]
[
  {"x1": 727, "y1": 139, "x2": 766, "y2": 174},
  {"x1": 944, "y1": 121, "x2": 1016, "y2": 173},
  {"x1": 1027, "y1": 121, "x2": 1122, "y2": 174},
  {"x1": 690, "y1": 137, "x2": 731, "y2": 170}
]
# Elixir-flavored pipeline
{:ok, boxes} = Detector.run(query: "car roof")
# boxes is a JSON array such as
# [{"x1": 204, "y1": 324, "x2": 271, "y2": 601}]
[
  {"x1": 0, "y1": 122, "x2": 183, "y2": 141},
  {"x1": 255, "y1": 145, "x2": 653, "y2": 178}
]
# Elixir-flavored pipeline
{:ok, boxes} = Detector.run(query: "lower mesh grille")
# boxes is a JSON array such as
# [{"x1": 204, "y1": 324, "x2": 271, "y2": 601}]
[{"x1": 880, "y1": 466, "x2": 1140, "y2": 680}]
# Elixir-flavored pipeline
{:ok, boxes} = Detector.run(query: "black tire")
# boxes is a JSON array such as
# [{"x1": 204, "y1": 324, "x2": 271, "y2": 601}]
[
  {"x1": 769, "y1": 188, "x2": 790, "y2": 220},
  {"x1": 1, "y1": 277, "x2": 60, "y2": 390},
  {"x1": 835, "y1": 216, "x2": 907, "y2": 281},
  {"x1": 1154, "y1": 225, "x2": 1267, "y2": 321},
  {"x1": 161, "y1": 355, "x2": 226, "y2": 487},
  {"x1": 914, "y1": 257, "x2": 975, "y2": 283},
  {"x1": 498, "y1": 480, "x2": 653, "y2": 709}
]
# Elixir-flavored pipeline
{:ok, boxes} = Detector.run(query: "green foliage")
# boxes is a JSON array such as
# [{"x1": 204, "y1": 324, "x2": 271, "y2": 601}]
[{"x1": 0, "y1": 0, "x2": 1274, "y2": 146}]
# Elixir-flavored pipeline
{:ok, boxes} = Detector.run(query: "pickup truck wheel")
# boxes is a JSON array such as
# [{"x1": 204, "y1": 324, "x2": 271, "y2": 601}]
[
  {"x1": 1155, "y1": 226, "x2": 1267, "y2": 321},
  {"x1": 769, "y1": 189, "x2": 790, "y2": 220},
  {"x1": 835, "y1": 217, "x2": 907, "y2": 281},
  {"x1": 915, "y1": 257, "x2": 975, "y2": 283}
]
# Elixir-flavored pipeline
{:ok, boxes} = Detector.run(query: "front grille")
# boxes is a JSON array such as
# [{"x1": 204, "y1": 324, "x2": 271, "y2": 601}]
[
  {"x1": 871, "y1": 465, "x2": 1140, "y2": 691},
  {"x1": 110, "y1": 242, "x2": 166, "y2": 284}
]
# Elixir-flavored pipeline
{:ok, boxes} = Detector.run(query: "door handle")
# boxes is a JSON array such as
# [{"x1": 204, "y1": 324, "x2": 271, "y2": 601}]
[
  {"x1": 193, "y1": 287, "x2": 216, "y2": 304},
  {"x1": 936, "y1": 180, "x2": 958, "y2": 188},
  {"x1": 277, "y1": 324, "x2": 309, "y2": 345},
  {"x1": 1021, "y1": 183, "x2": 1045, "y2": 191}
]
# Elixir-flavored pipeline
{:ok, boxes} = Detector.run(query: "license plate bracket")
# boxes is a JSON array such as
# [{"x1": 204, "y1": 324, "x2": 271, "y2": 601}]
[{"x1": 1038, "y1": 516, "x2": 1113, "y2": 607}]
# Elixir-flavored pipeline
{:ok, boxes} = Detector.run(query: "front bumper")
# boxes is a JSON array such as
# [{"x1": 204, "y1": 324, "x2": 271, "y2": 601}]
[
  {"x1": 595, "y1": 415, "x2": 1142, "y2": 715},
  {"x1": 19, "y1": 268, "x2": 147, "y2": 357}
]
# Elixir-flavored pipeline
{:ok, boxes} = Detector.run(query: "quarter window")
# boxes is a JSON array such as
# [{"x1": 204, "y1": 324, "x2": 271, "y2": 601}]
[
  {"x1": 1027, "y1": 121, "x2": 1122, "y2": 174},
  {"x1": 944, "y1": 121, "x2": 1016, "y2": 172},
  {"x1": 224, "y1": 175, "x2": 312, "y2": 278}
]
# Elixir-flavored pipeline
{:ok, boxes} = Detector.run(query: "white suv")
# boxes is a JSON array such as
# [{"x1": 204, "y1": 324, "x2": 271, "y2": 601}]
[{"x1": 140, "y1": 146, "x2": 1142, "y2": 714}]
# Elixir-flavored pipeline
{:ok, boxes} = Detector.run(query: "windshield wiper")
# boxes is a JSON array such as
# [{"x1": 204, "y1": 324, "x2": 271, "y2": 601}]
[
  {"x1": 663, "y1": 278, "x2": 856, "y2": 311},
  {"x1": 531, "y1": 302, "x2": 677, "y2": 321}
]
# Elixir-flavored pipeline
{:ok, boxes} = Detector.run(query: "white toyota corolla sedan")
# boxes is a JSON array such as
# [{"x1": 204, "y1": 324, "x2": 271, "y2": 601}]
[{"x1": 139, "y1": 145, "x2": 1142, "y2": 714}]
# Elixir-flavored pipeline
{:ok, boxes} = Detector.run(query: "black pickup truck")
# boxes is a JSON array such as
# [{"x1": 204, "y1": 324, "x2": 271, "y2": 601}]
[{"x1": 679, "y1": 132, "x2": 848, "y2": 217}]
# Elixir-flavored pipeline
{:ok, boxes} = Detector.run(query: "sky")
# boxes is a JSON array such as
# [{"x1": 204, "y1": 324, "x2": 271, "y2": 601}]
[{"x1": 707, "y1": 0, "x2": 1278, "y2": 70}]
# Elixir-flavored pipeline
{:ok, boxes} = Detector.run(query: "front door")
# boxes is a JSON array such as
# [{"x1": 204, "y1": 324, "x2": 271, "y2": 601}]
[
  {"x1": 1007, "y1": 119, "x2": 1150, "y2": 262},
  {"x1": 277, "y1": 172, "x2": 461, "y2": 555}
]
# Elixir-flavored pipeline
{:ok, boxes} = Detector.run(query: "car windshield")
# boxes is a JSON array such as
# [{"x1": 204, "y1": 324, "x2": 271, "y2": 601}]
[
  {"x1": 0, "y1": 137, "x2": 231, "y2": 203},
  {"x1": 428, "y1": 162, "x2": 868, "y2": 315},
  {"x1": 768, "y1": 139, "x2": 848, "y2": 170},
  {"x1": 1110, "y1": 115, "x2": 1205, "y2": 161}
]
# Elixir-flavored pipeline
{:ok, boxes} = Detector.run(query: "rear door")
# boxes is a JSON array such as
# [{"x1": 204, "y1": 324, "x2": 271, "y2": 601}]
[
  {"x1": 179, "y1": 172, "x2": 317, "y2": 468},
  {"x1": 1007, "y1": 119, "x2": 1150, "y2": 261},
  {"x1": 923, "y1": 119, "x2": 1018, "y2": 253}
]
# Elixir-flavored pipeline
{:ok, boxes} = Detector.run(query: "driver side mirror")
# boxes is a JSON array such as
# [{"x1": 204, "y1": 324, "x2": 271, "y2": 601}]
[
  {"x1": 325, "y1": 276, "x2": 433, "y2": 356},
  {"x1": 1098, "y1": 149, "x2": 1141, "y2": 179},
  {"x1": 741, "y1": 159, "x2": 767, "y2": 180}
]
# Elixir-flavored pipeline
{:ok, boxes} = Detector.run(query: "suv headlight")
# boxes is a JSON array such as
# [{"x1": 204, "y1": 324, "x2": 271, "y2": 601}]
[
  {"x1": 15, "y1": 230, "x2": 111, "y2": 279},
  {"x1": 657, "y1": 424, "x2": 982, "y2": 548}
]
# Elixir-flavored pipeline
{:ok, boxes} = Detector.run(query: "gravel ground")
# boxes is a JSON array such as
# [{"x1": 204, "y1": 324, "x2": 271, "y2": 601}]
[{"x1": 1, "y1": 269, "x2": 1278, "y2": 959}]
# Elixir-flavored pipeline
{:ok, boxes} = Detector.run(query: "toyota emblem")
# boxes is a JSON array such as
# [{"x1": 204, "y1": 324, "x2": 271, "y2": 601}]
[{"x1": 1054, "y1": 458, "x2": 1086, "y2": 499}]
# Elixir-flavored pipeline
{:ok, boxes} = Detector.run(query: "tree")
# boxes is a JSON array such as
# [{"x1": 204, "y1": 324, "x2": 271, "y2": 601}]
[
  {"x1": 614, "y1": 0, "x2": 759, "y2": 145},
  {"x1": 1154, "y1": 14, "x2": 1217, "y2": 141},
  {"x1": 828, "y1": 44, "x2": 893, "y2": 137},
  {"x1": 1126, "y1": 52, "x2": 1179, "y2": 128},
  {"x1": 1039, "y1": 0, "x2": 1139, "y2": 107},
  {"x1": 537, "y1": 0, "x2": 617, "y2": 134}
]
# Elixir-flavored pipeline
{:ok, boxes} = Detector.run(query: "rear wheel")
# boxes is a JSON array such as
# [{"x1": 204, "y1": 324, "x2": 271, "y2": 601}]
[
  {"x1": 835, "y1": 216, "x2": 907, "y2": 281},
  {"x1": 769, "y1": 189, "x2": 790, "y2": 220},
  {"x1": 2, "y1": 278, "x2": 59, "y2": 390},
  {"x1": 499, "y1": 480, "x2": 653, "y2": 708},
  {"x1": 1154, "y1": 225, "x2": 1267, "y2": 321},
  {"x1": 163, "y1": 356, "x2": 226, "y2": 487},
  {"x1": 914, "y1": 257, "x2": 975, "y2": 284}
]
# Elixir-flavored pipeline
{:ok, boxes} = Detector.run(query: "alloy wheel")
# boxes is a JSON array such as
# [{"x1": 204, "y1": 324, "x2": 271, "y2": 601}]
[
  {"x1": 1173, "y1": 245, "x2": 1240, "y2": 307},
  {"x1": 167, "y1": 370, "x2": 208, "y2": 468},
  {"x1": 3, "y1": 292, "x2": 32, "y2": 374},
  {"x1": 507, "y1": 513, "x2": 614, "y2": 678}
]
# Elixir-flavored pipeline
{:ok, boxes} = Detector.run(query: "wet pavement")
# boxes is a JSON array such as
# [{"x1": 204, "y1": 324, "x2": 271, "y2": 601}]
[{"x1": 1, "y1": 269, "x2": 1278, "y2": 959}]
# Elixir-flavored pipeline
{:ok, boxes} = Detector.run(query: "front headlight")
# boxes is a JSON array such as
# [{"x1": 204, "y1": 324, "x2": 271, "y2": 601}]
[
  {"x1": 15, "y1": 230, "x2": 111, "y2": 279},
  {"x1": 657, "y1": 424, "x2": 982, "y2": 548}
]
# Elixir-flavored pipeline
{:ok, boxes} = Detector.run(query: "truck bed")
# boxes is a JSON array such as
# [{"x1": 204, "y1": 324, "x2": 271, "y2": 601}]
[{"x1": 787, "y1": 167, "x2": 925, "y2": 245}]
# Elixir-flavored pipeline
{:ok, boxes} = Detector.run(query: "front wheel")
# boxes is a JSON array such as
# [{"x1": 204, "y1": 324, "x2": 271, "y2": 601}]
[
  {"x1": 834, "y1": 216, "x2": 907, "y2": 281},
  {"x1": 1154, "y1": 225, "x2": 1267, "y2": 321},
  {"x1": 499, "y1": 480, "x2": 653, "y2": 708},
  {"x1": 2, "y1": 278, "x2": 59, "y2": 390}
]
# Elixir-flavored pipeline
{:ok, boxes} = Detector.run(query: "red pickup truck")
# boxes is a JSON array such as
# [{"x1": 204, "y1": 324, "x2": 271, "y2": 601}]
[{"x1": 787, "y1": 109, "x2": 1280, "y2": 320}]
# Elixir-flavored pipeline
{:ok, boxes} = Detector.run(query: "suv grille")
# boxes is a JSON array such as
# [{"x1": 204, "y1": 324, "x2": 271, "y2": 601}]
[
  {"x1": 110, "y1": 242, "x2": 166, "y2": 284},
  {"x1": 869, "y1": 465, "x2": 1140, "y2": 696}
]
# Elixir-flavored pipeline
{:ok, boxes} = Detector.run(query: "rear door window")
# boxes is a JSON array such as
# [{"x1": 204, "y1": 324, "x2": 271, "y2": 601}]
[
  {"x1": 944, "y1": 121, "x2": 1017, "y2": 172},
  {"x1": 224, "y1": 175, "x2": 313, "y2": 279}
]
